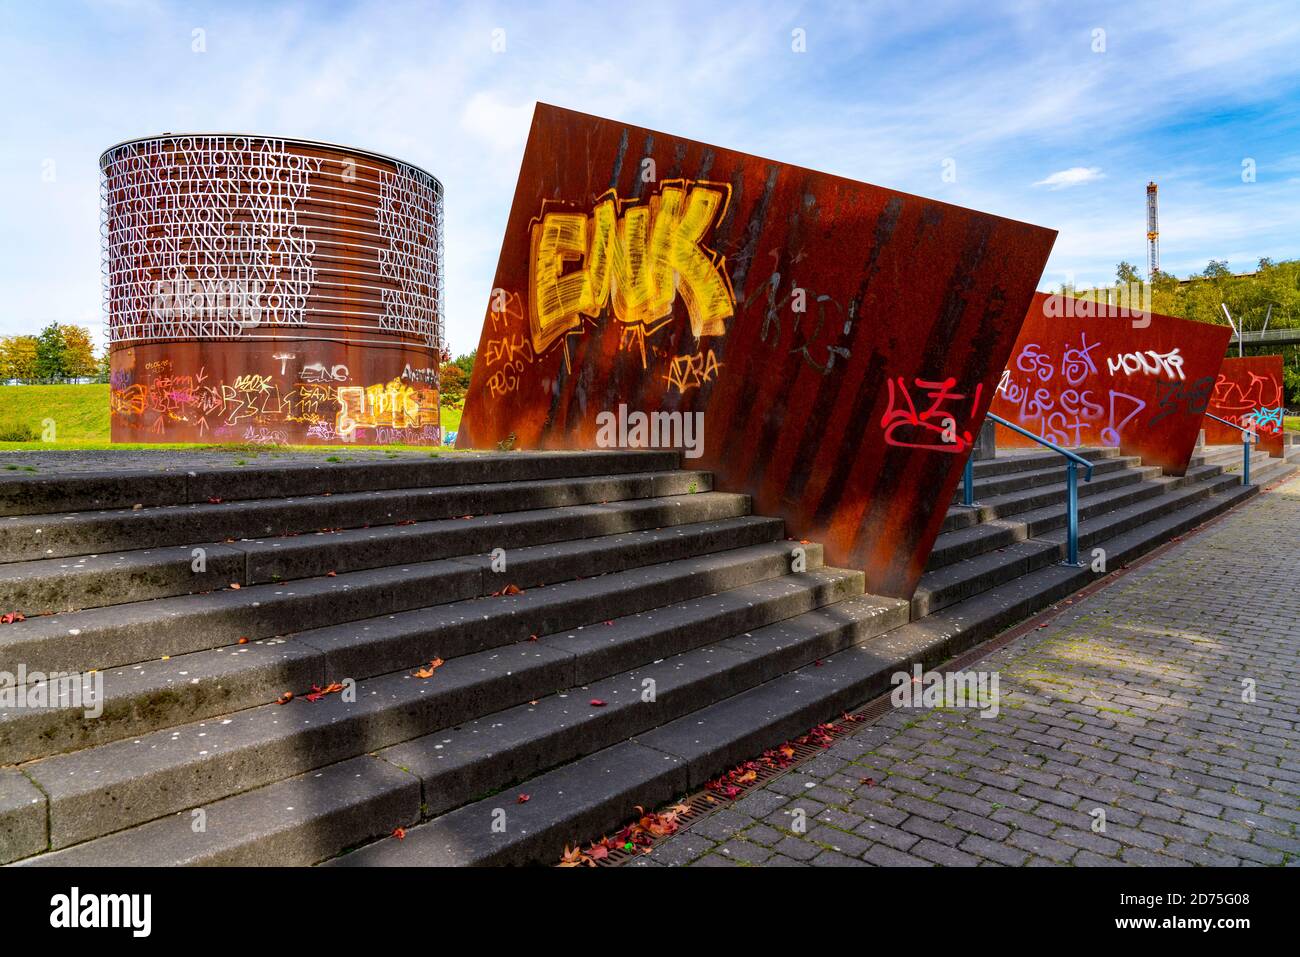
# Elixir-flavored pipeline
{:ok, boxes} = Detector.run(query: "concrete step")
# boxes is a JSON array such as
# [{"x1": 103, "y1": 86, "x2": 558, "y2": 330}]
[
  {"x1": 941, "y1": 462, "x2": 1159, "y2": 532},
  {"x1": 9, "y1": 443, "x2": 1271, "y2": 867},
  {"x1": 1, "y1": 546, "x2": 843, "y2": 765},
  {"x1": 927, "y1": 472, "x2": 1173, "y2": 569},
  {"x1": 16, "y1": 555, "x2": 884, "y2": 857},
  {"x1": 913, "y1": 460, "x2": 1257, "y2": 620},
  {"x1": 917, "y1": 475, "x2": 1179, "y2": 617},
  {"x1": 0, "y1": 487, "x2": 738, "y2": 613},
  {"x1": 0, "y1": 450, "x2": 681, "y2": 517},
  {"x1": 953, "y1": 454, "x2": 1138, "y2": 502},
  {"x1": 0, "y1": 514, "x2": 783, "y2": 676},
  {"x1": 969, "y1": 447, "x2": 1118, "y2": 480},
  {"x1": 918, "y1": 477, "x2": 1259, "y2": 657},
  {"x1": 1191, "y1": 447, "x2": 1275, "y2": 472},
  {"x1": 327, "y1": 602, "x2": 921, "y2": 866},
  {"x1": 1041, "y1": 470, "x2": 1242, "y2": 552},
  {"x1": 1252, "y1": 457, "x2": 1299, "y2": 487},
  {"x1": 22, "y1": 576, "x2": 901, "y2": 866},
  {"x1": 0, "y1": 468, "x2": 710, "y2": 565}
]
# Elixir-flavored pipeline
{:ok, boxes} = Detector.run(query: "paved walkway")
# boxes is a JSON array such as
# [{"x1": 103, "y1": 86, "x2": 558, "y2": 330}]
[{"x1": 649, "y1": 472, "x2": 1300, "y2": 867}]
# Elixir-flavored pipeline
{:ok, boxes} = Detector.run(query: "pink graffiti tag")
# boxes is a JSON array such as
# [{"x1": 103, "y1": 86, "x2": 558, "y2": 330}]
[{"x1": 881, "y1": 377, "x2": 984, "y2": 453}]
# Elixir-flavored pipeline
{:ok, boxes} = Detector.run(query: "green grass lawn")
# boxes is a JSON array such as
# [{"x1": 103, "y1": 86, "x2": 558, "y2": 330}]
[
  {"x1": 1287, "y1": 415, "x2": 1298, "y2": 432},
  {"x1": 0, "y1": 383, "x2": 465, "y2": 452},
  {"x1": 0, "y1": 383, "x2": 110, "y2": 442}
]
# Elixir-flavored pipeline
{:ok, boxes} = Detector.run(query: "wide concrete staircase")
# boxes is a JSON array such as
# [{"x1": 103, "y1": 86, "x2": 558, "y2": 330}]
[{"x1": 0, "y1": 441, "x2": 1294, "y2": 867}]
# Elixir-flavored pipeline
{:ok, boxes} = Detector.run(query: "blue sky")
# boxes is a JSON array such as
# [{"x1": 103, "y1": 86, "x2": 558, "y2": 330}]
[{"x1": 3, "y1": 0, "x2": 1299, "y2": 353}]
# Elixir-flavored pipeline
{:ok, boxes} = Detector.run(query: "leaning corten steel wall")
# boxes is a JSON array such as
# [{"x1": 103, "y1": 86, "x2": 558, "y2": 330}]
[
  {"x1": 992, "y1": 292, "x2": 1232, "y2": 475},
  {"x1": 1206, "y1": 355, "x2": 1287, "y2": 457},
  {"x1": 101, "y1": 134, "x2": 443, "y2": 446},
  {"x1": 457, "y1": 104, "x2": 1056, "y2": 599}
]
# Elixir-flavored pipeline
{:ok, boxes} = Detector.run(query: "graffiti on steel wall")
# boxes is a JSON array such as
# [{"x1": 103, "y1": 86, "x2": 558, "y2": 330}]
[
  {"x1": 991, "y1": 293, "x2": 1231, "y2": 474},
  {"x1": 528, "y1": 180, "x2": 735, "y2": 360},
  {"x1": 109, "y1": 351, "x2": 440, "y2": 445},
  {"x1": 458, "y1": 104, "x2": 1057, "y2": 598},
  {"x1": 1205, "y1": 355, "x2": 1286, "y2": 457}
]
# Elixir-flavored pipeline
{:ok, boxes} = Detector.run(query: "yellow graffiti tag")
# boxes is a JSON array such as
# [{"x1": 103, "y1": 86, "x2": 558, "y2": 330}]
[
  {"x1": 528, "y1": 180, "x2": 735, "y2": 354},
  {"x1": 336, "y1": 379, "x2": 438, "y2": 437},
  {"x1": 664, "y1": 349, "x2": 721, "y2": 393}
]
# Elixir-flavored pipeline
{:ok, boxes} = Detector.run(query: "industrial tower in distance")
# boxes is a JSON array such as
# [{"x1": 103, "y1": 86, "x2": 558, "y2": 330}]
[{"x1": 1146, "y1": 180, "x2": 1160, "y2": 281}]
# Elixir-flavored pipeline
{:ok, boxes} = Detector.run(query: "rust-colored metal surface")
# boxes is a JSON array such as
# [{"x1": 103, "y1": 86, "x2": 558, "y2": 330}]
[
  {"x1": 110, "y1": 341, "x2": 439, "y2": 445},
  {"x1": 457, "y1": 104, "x2": 1056, "y2": 598},
  {"x1": 991, "y1": 293, "x2": 1231, "y2": 474},
  {"x1": 101, "y1": 134, "x2": 443, "y2": 444},
  {"x1": 1205, "y1": 355, "x2": 1286, "y2": 457}
]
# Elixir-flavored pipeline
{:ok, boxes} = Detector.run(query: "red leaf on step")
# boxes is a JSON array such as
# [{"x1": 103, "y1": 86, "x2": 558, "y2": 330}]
[
  {"x1": 590, "y1": 699, "x2": 607, "y2": 707},
  {"x1": 391, "y1": 827, "x2": 406, "y2": 840},
  {"x1": 327, "y1": 571, "x2": 337, "y2": 577},
  {"x1": 501, "y1": 584, "x2": 522, "y2": 596},
  {"x1": 517, "y1": 793, "x2": 530, "y2": 804},
  {"x1": 276, "y1": 692, "x2": 294, "y2": 705},
  {"x1": 304, "y1": 682, "x2": 345, "y2": 702},
  {"x1": 238, "y1": 637, "x2": 249, "y2": 645},
  {"x1": 229, "y1": 583, "x2": 240, "y2": 590},
  {"x1": 1, "y1": 612, "x2": 25, "y2": 624},
  {"x1": 412, "y1": 658, "x2": 445, "y2": 679},
  {"x1": 208, "y1": 497, "x2": 222, "y2": 504},
  {"x1": 528, "y1": 634, "x2": 539, "y2": 642}
]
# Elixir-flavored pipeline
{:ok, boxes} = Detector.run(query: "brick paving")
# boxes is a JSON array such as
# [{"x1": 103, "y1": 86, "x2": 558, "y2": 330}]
[{"x1": 650, "y1": 472, "x2": 1300, "y2": 867}]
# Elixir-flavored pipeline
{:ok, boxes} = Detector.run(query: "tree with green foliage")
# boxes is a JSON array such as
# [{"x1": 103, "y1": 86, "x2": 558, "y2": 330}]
[
  {"x1": 34, "y1": 323, "x2": 68, "y2": 383},
  {"x1": 1115, "y1": 261, "x2": 1141, "y2": 285},
  {"x1": 453, "y1": 350, "x2": 475, "y2": 378}
]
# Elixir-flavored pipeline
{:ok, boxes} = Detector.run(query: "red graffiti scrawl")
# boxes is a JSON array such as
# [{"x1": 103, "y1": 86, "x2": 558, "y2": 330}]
[{"x1": 882, "y1": 378, "x2": 983, "y2": 453}]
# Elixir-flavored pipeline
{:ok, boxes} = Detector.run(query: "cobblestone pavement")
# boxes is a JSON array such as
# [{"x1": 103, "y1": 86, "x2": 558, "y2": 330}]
[{"x1": 649, "y1": 473, "x2": 1300, "y2": 867}]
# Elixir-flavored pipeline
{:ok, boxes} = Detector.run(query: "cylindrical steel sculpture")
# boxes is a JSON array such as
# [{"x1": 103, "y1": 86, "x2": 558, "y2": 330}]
[{"x1": 101, "y1": 134, "x2": 443, "y2": 445}]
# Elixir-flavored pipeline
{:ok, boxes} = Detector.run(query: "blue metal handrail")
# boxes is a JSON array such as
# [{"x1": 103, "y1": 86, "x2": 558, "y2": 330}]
[
  {"x1": 1203, "y1": 412, "x2": 1256, "y2": 487},
  {"x1": 961, "y1": 413, "x2": 1094, "y2": 566}
]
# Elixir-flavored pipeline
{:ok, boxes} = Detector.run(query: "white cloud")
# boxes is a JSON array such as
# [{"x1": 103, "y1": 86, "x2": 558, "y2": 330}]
[{"x1": 1034, "y1": 167, "x2": 1105, "y2": 190}]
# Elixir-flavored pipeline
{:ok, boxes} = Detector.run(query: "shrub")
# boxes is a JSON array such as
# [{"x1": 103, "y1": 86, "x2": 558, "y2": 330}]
[{"x1": 0, "y1": 417, "x2": 38, "y2": 442}]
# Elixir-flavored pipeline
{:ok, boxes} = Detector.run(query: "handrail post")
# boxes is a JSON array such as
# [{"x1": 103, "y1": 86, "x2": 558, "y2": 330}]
[
  {"x1": 1242, "y1": 434, "x2": 1251, "y2": 487},
  {"x1": 961, "y1": 454, "x2": 976, "y2": 507},
  {"x1": 1066, "y1": 460, "x2": 1080, "y2": 566}
]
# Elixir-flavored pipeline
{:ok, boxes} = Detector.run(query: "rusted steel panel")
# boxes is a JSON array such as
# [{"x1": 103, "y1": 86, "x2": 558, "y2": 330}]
[
  {"x1": 109, "y1": 341, "x2": 440, "y2": 445},
  {"x1": 100, "y1": 134, "x2": 443, "y2": 445},
  {"x1": 991, "y1": 293, "x2": 1232, "y2": 475},
  {"x1": 458, "y1": 104, "x2": 1056, "y2": 598},
  {"x1": 1206, "y1": 355, "x2": 1286, "y2": 457}
]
